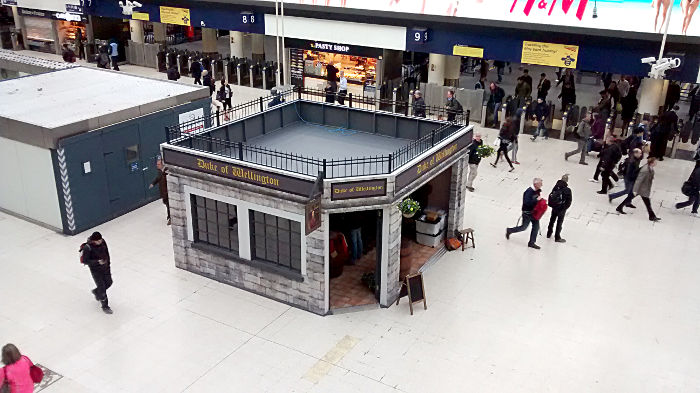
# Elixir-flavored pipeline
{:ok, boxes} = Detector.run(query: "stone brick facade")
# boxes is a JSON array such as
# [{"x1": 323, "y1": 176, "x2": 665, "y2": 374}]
[{"x1": 167, "y1": 166, "x2": 327, "y2": 315}]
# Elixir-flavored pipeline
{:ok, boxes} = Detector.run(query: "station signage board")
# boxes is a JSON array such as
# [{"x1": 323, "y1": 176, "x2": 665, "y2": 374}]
[
  {"x1": 521, "y1": 41, "x2": 579, "y2": 69},
  {"x1": 331, "y1": 179, "x2": 387, "y2": 200},
  {"x1": 285, "y1": 38, "x2": 383, "y2": 58},
  {"x1": 395, "y1": 130, "x2": 473, "y2": 192},
  {"x1": 162, "y1": 149, "x2": 315, "y2": 197}
]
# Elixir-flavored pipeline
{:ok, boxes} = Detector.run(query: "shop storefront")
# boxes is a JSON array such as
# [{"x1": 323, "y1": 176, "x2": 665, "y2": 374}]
[
  {"x1": 286, "y1": 38, "x2": 382, "y2": 97},
  {"x1": 18, "y1": 7, "x2": 85, "y2": 53}
]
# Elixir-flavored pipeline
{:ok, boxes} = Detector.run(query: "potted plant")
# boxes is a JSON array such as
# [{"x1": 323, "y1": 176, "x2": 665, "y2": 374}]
[
  {"x1": 398, "y1": 198, "x2": 420, "y2": 218},
  {"x1": 476, "y1": 144, "x2": 496, "y2": 158}
]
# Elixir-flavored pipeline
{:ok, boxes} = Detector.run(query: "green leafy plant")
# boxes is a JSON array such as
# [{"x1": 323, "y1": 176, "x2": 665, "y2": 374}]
[
  {"x1": 397, "y1": 198, "x2": 420, "y2": 216},
  {"x1": 476, "y1": 144, "x2": 496, "y2": 158}
]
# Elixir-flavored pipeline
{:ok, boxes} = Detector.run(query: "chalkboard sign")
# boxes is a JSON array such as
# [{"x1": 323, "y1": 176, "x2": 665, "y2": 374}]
[{"x1": 395, "y1": 272, "x2": 427, "y2": 315}]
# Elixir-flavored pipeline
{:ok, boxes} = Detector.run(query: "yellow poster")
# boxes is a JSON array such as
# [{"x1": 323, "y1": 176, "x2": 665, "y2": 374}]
[
  {"x1": 159, "y1": 6, "x2": 190, "y2": 26},
  {"x1": 452, "y1": 45, "x2": 484, "y2": 58},
  {"x1": 132, "y1": 12, "x2": 149, "y2": 21},
  {"x1": 521, "y1": 41, "x2": 579, "y2": 69}
]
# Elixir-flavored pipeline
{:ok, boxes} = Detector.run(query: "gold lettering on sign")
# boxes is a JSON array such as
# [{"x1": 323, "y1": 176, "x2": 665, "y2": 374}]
[
  {"x1": 416, "y1": 143, "x2": 458, "y2": 175},
  {"x1": 195, "y1": 158, "x2": 281, "y2": 188}
]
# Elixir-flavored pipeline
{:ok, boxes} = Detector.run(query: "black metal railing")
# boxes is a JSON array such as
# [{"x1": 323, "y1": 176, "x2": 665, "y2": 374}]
[{"x1": 166, "y1": 86, "x2": 470, "y2": 179}]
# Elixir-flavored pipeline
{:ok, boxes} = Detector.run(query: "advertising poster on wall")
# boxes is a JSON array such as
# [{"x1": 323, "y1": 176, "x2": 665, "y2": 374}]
[
  {"x1": 521, "y1": 41, "x2": 579, "y2": 68},
  {"x1": 259, "y1": 0, "x2": 699, "y2": 37}
]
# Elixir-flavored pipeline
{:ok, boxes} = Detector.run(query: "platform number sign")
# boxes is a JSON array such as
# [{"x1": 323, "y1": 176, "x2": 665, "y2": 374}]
[
  {"x1": 241, "y1": 12, "x2": 256, "y2": 24},
  {"x1": 411, "y1": 27, "x2": 430, "y2": 43}
]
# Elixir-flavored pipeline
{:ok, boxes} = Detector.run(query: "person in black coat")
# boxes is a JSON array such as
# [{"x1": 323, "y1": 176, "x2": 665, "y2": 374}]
[
  {"x1": 488, "y1": 82, "x2": 506, "y2": 127},
  {"x1": 609, "y1": 148, "x2": 643, "y2": 206},
  {"x1": 675, "y1": 160, "x2": 700, "y2": 214},
  {"x1": 80, "y1": 232, "x2": 113, "y2": 314},
  {"x1": 412, "y1": 90, "x2": 426, "y2": 118},
  {"x1": 597, "y1": 136, "x2": 623, "y2": 194},
  {"x1": 190, "y1": 60, "x2": 203, "y2": 85},
  {"x1": 650, "y1": 106, "x2": 679, "y2": 160},
  {"x1": 465, "y1": 132, "x2": 483, "y2": 192},
  {"x1": 546, "y1": 174, "x2": 572, "y2": 243},
  {"x1": 537, "y1": 73, "x2": 551, "y2": 100},
  {"x1": 491, "y1": 117, "x2": 515, "y2": 171},
  {"x1": 324, "y1": 81, "x2": 335, "y2": 103},
  {"x1": 167, "y1": 64, "x2": 180, "y2": 81},
  {"x1": 202, "y1": 70, "x2": 214, "y2": 97},
  {"x1": 506, "y1": 178, "x2": 544, "y2": 249}
]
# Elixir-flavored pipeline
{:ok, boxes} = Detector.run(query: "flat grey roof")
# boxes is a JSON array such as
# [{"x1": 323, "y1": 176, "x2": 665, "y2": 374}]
[
  {"x1": 248, "y1": 122, "x2": 411, "y2": 159},
  {"x1": 0, "y1": 66, "x2": 209, "y2": 149}
]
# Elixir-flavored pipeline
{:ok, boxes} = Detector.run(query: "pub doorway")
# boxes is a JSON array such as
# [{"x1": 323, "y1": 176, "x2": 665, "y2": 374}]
[
  {"x1": 329, "y1": 209, "x2": 383, "y2": 310},
  {"x1": 399, "y1": 166, "x2": 452, "y2": 279}
]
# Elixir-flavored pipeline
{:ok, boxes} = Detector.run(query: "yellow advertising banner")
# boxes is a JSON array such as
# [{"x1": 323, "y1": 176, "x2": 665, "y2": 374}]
[
  {"x1": 159, "y1": 6, "x2": 190, "y2": 26},
  {"x1": 521, "y1": 41, "x2": 579, "y2": 69},
  {"x1": 452, "y1": 45, "x2": 484, "y2": 58},
  {"x1": 132, "y1": 12, "x2": 149, "y2": 21}
]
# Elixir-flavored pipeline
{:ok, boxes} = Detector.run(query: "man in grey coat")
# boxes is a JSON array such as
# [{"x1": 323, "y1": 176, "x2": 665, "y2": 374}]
[
  {"x1": 616, "y1": 157, "x2": 660, "y2": 221},
  {"x1": 564, "y1": 112, "x2": 592, "y2": 165}
]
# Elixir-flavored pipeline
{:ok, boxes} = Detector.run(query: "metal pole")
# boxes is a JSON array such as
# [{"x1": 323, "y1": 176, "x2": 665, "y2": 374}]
[
  {"x1": 275, "y1": 0, "x2": 281, "y2": 86},
  {"x1": 281, "y1": 0, "x2": 287, "y2": 87},
  {"x1": 658, "y1": 5, "x2": 673, "y2": 63}
]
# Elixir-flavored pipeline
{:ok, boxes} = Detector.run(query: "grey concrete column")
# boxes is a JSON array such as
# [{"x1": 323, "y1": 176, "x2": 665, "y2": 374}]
[
  {"x1": 638, "y1": 78, "x2": 665, "y2": 115},
  {"x1": 428, "y1": 53, "x2": 445, "y2": 85},
  {"x1": 129, "y1": 20, "x2": 144, "y2": 43},
  {"x1": 444, "y1": 55, "x2": 461, "y2": 87},
  {"x1": 202, "y1": 27, "x2": 218, "y2": 55},
  {"x1": 229, "y1": 30, "x2": 244, "y2": 58},
  {"x1": 152, "y1": 22, "x2": 167, "y2": 46},
  {"x1": 251, "y1": 33, "x2": 264, "y2": 63}
]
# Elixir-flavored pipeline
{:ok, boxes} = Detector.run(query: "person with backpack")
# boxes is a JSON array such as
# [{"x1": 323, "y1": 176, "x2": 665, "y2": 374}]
[
  {"x1": 609, "y1": 148, "x2": 643, "y2": 206},
  {"x1": 616, "y1": 157, "x2": 661, "y2": 221},
  {"x1": 167, "y1": 64, "x2": 180, "y2": 81},
  {"x1": 506, "y1": 178, "x2": 545, "y2": 249},
  {"x1": 445, "y1": 90, "x2": 463, "y2": 122},
  {"x1": 547, "y1": 174, "x2": 572, "y2": 243},
  {"x1": 675, "y1": 160, "x2": 700, "y2": 215},
  {"x1": 80, "y1": 232, "x2": 113, "y2": 314}
]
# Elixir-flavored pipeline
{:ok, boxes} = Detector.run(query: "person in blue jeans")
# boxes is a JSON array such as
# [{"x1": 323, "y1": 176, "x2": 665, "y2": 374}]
[
  {"x1": 488, "y1": 82, "x2": 505, "y2": 128},
  {"x1": 506, "y1": 178, "x2": 544, "y2": 249},
  {"x1": 349, "y1": 226, "x2": 363, "y2": 264},
  {"x1": 531, "y1": 98, "x2": 550, "y2": 141},
  {"x1": 609, "y1": 148, "x2": 642, "y2": 206},
  {"x1": 109, "y1": 39, "x2": 119, "y2": 71}
]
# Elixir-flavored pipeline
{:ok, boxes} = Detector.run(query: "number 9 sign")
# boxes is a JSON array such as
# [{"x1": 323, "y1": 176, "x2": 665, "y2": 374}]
[{"x1": 411, "y1": 27, "x2": 430, "y2": 43}]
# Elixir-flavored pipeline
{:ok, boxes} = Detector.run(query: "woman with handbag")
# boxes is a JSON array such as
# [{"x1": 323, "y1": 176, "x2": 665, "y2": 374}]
[
  {"x1": 1, "y1": 343, "x2": 42, "y2": 393},
  {"x1": 491, "y1": 117, "x2": 515, "y2": 172}
]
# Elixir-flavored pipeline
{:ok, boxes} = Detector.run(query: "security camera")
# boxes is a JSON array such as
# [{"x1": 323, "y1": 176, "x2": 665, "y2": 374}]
[
  {"x1": 656, "y1": 58, "x2": 670, "y2": 65},
  {"x1": 641, "y1": 57, "x2": 657, "y2": 64},
  {"x1": 652, "y1": 62, "x2": 674, "y2": 72}
]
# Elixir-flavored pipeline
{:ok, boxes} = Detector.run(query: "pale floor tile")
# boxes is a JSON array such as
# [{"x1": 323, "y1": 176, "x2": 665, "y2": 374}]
[{"x1": 1, "y1": 137, "x2": 700, "y2": 392}]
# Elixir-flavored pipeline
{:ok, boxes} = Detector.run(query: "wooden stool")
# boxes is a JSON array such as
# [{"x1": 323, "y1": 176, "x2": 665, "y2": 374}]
[{"x1": 458, "y1": 228, "x2": 475, "y2": 250}]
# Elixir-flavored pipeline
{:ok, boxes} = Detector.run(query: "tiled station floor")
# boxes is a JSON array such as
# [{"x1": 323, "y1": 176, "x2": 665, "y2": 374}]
[{"x1": 2, "y1": 130, "x2": 700, "y2": 392}]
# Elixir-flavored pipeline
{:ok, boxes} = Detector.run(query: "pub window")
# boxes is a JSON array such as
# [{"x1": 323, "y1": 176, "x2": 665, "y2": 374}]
[
  {"x1": 191, "y1": 195, "x2": 239, "y2": 254},
  {"x1": 250, "y1": 210, "x2": 302, "y2": 272}
]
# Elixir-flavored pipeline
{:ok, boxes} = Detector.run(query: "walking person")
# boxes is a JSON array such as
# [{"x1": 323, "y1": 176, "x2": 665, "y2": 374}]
[
  {"x1": 76, "y1": 27, "x2": 85, "y2": 60},
  {"x1": 506, "y1": 178, "x2": 545, "y2": 249},
  {"x1": 445, "y1": 90, "x2": 463, "y2": 122},
  {"x1": 1, "y1": 343, "x2": 37, "y2": 393},
  {"x1": 412, "y1": 90, "x2": 426, "y2": 118},
  {"x1": 494, "y1": 60, "x2": 505, "y2": 82},
  {"x1": 224, "y1": 82, "x2": 233, "y2": 110},
  {"x1": 531, "y1": 97, "x2": 550, "y2": 141},
  {"x1": 675, "y1": 160, "x2": 700, "y2": 215},
  {"x1": 326, "y1": 61, "x2": 339, "y2": 92},
  {"x1": 546, "y1": 174, "x2": 572, "y2": 243},
  {"x1": 609, "y1": 148, "x2": 642, "y2": 206},
  {"x1": 149, "y1": 159, "x2": 170, "y2": 225},
  {"x1": 80, "y1": 232, "x2": 114, "y2": 314},
  {"x1": 190, "y1": 59, "x2": 203, "y2": 85},
  {"x1": 537, "y1": 72, "x2": 551, "y2": 100},
  {"x1": 167, "y1": 63, "x2": 180, "y2": 81},
  {"x1": 109, "y1": 39, "x2": 119, "y2": 71},
  {"x1": 488, "y1": 82, "x2": 505, "y2": 127},
  {"x1": 337, "y1": 70, "x2": 348, "y2": 105},
  {"x1": 514, "y1": 77, "x2": 531, "y2": 109},
  {"x1": 557, "y1": 69, "x2": 576, "y2": 112},
  {"x1": 491, "y1": 117, "x2": 515, "y2": 172},
  {"x1": 617, "y1": 157, "x2": 661, "y2": 221},
  {"x1": 465, "y1": 132, "x2": 483, "y2": 192},
  {"x1": 565, "y1": 112, "x2": 593, "y2": 165},
  {"x1": 597, "y1": 136, "x2": 623, "y2": 194}
]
